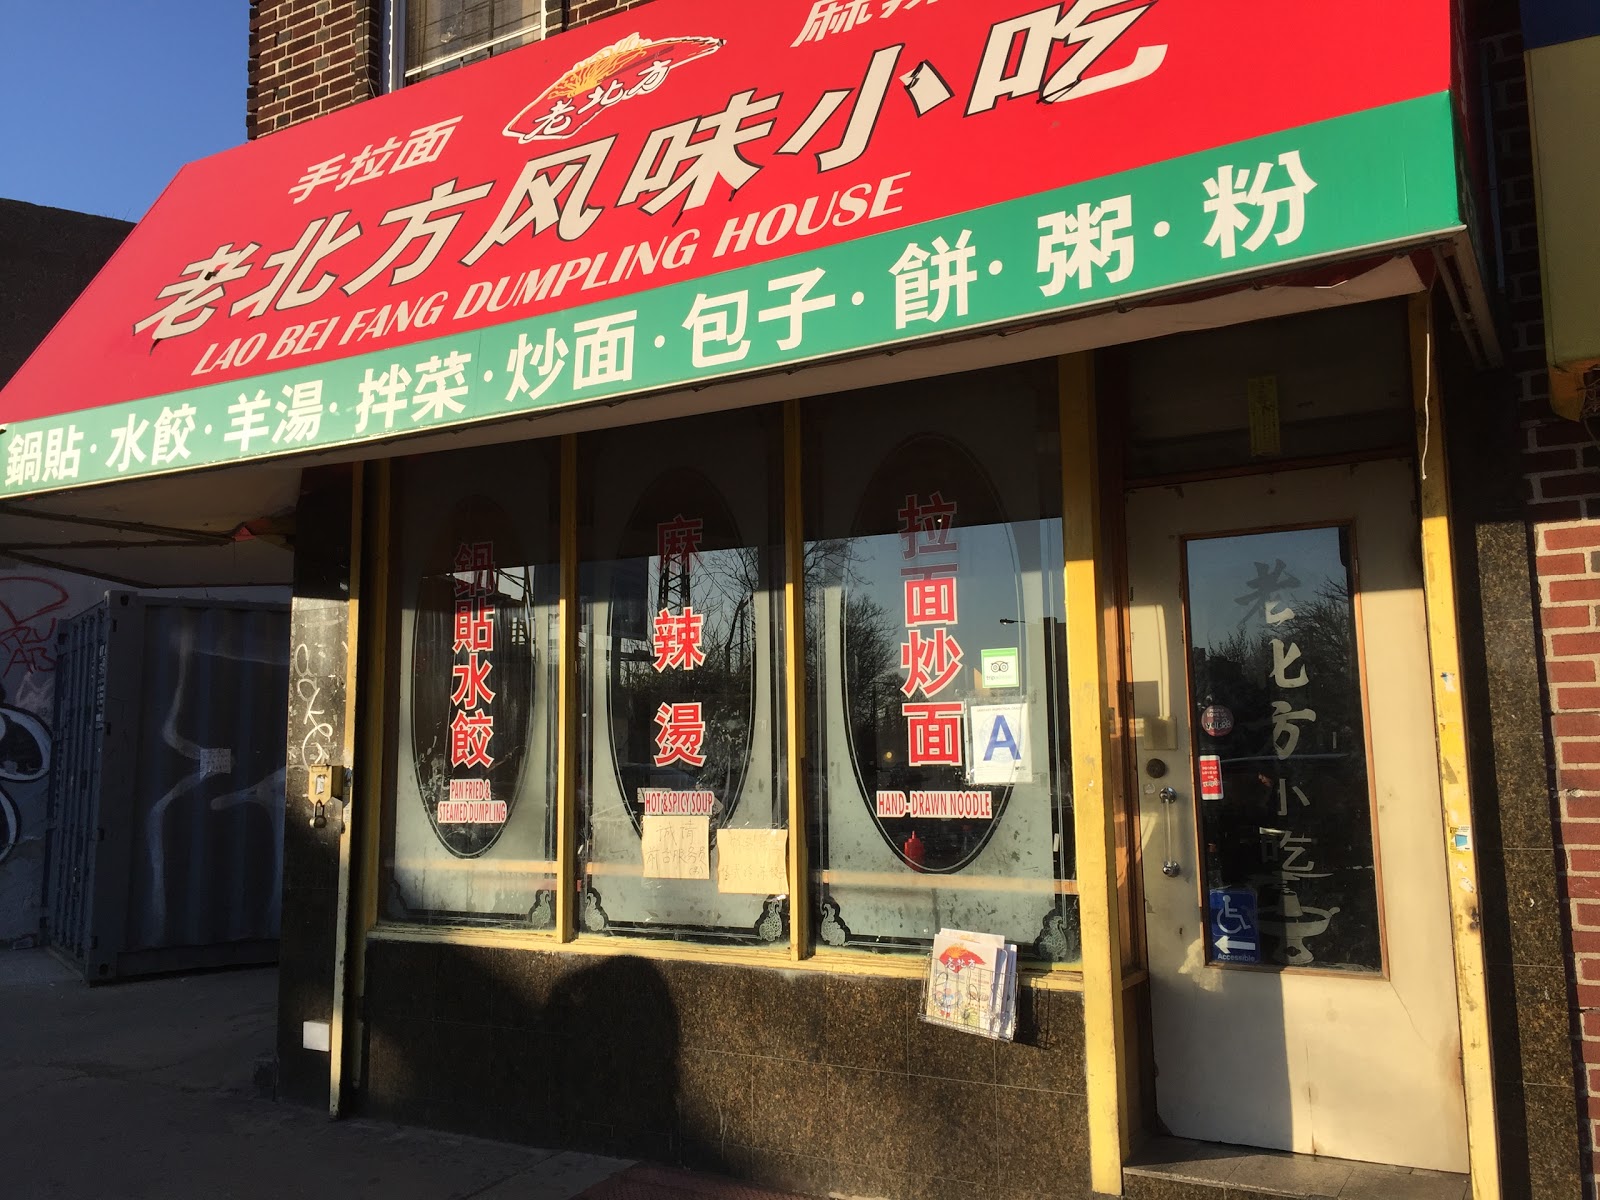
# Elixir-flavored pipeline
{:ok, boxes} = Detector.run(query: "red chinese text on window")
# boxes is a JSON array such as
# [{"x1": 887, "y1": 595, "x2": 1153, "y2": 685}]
[
  {"x1": 657, "y1": 514, "x2": 704, "y2": 574},
  {"x1": 450, "y1": 709, "x2": 495, "y2": 769},
  {"x1": 901, "y1": 626, "x2": 964, "y2": 698},
  {"x1": 453, "y1": 600, "x2": 495, "y2": 652},
  {"x1": 451, "y1": 652, "x2": 496, "y2": 709},
  {"x1": 449, "y1": 540, "x2": 497, "y2": 770},
  {"x1": 652, "y1": 606, "x2": 706, "y2": 672},
  {"x1": 896, "y1": 494, "x2": 964, "y2": 759},
  {"x1": 903, "y1": 567, "x2": 958, "y2": 626},
  {"x1": 898, "y1": 491, "x2": 958, "y2": 559},
  {"x1": 453, "y1": 540, "x2": 495, "y2": 595},
  {"x1": 653, "y1": 701, "x2": 708, "y2": 768},
  {"x1": 903, "y1": 701, "x2": 965, "y2": 767}
]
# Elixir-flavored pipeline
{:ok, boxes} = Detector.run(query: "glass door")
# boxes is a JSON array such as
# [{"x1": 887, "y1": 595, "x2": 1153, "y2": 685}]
[{"x1": 1125, "y1": 459, "x2": 1468, "y2": 1170}]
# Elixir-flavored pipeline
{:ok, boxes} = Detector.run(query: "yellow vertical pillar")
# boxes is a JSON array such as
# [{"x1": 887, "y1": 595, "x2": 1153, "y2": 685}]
[
  {"x1": 1410, "y1": 293, "x2": 1501, "y2": 1200},
  {"x1": 355, "y1": 460, "x2": 391, "y2": 951},
  {"x1": 556, "y1": 434, "x2": 580, "y2": 941},
  {"x1": 346, "y1": 458, "x2": 392, "y2": 1099},
  {"x1": 784, "y1": 400, "x2": 811, "y2": 959},
  {"x1": 1060, "y1": 353, "x2": 1128, "y2": 1194},
  {"x1": 329, "y1": 462, "x2": 365, "y2": 1118}
]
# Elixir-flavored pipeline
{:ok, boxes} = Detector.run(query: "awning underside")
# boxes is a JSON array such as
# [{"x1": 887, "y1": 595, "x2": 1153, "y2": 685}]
[{"x1": 0, "y1": 461, "x2": 297, "y2": 587}]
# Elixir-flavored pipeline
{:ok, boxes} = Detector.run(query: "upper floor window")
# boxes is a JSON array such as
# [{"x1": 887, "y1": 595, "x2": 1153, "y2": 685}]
[{"x1": 390, "y1": 0, "x2": 546, "y2": 87}]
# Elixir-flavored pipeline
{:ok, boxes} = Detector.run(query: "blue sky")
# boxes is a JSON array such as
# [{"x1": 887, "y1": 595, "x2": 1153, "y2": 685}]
[{"x1": 0, "y1": 2, "x2": 248, "y2": 222}]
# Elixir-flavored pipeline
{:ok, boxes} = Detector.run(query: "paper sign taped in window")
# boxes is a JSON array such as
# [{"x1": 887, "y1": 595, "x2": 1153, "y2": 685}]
[
  {"x1": 640, "y1": 814, "x2": 710, "y2": 879},
  {"x1": 716, "y1": 827, "x2": 789, "y2": 895}
]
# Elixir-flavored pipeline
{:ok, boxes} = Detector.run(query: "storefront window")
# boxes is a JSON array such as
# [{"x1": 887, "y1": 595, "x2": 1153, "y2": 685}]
[
  {"x1": 1186, "y1": 525, "x2": 1382, "y2": 971},
  {"x1": 400, "y1": 0, "x2": 544, "y2": 85},
  {"x1": 577, "y1": 408, "x2": 788, "y2": 944},
  {"x1": 383, "y1": 441, "x2": 562, "y2": 928},
  {"x1": 803, "y1": 363, "x2": 1079, "y2": 962}
]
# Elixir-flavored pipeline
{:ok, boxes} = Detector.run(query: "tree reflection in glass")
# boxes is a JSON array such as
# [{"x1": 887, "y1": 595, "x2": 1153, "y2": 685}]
[{"x1": 1186, "y1": 525, "x2": 1381, "y2": 971}]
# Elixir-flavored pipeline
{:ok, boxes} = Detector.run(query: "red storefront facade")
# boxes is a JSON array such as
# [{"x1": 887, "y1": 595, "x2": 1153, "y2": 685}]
[{"x1": 2, "y1": 1, "x2": 1590, "y2": 1196}]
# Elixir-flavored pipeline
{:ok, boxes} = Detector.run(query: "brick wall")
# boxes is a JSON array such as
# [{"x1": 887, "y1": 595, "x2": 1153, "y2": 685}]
[
  {"x1": 248, "y1": 0, "x2": 381, "y2": 138},
  {"x1": 1485, "y1": 20, "x2": 1600, "y2": 1192},
  {"x1": 569, "y1": 0, "x2": 657, "y2": 26},
  {"x1": 1535, "y1": 500, "x2": 1600, "y2": 1198},
  {"x1": 246, "y1": 0, "x2": 656, "y2": 139}
]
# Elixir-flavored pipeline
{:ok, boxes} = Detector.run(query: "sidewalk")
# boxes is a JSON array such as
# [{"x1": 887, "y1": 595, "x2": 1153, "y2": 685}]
[{"x1": 0, "y1": 950, "x2": 796, "y2": 1200}]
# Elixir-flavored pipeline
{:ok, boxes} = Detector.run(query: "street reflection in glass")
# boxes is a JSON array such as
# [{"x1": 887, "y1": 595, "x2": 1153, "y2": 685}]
[{"x1": 1186, "y1": 525, "x2": 1381, "y2": 972}]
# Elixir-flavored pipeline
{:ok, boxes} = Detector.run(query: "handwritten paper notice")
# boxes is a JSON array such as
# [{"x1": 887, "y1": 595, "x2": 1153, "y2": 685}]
[
  {"x1": 716, "y1": 828, "x2": 789, "y2": 895},
  {"x1": 641, "y1": 814, "x2": 710, "y2": 879}
]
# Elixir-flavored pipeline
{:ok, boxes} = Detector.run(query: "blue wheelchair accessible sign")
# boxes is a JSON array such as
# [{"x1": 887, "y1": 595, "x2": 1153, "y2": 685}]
[{"x1": 1208, "y1": 887, "x2": 1260, "y2": 964}]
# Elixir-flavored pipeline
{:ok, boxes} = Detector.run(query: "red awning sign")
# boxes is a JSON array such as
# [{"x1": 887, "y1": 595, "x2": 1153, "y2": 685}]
[{"x1": 0, "y1": 0, "x2": 1458, "y2": 496}]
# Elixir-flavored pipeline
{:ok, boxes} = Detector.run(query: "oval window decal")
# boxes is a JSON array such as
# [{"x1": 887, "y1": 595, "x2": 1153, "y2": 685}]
[
  {"x1": 410, "y1": 497, "x2": 536, "y2": 858},
  {"x1": 842, "y1": 434, "x2": 1022, "y2": 873},
  {"x1": 605, "y1": 467, "x2": 757, "y2": 835}
]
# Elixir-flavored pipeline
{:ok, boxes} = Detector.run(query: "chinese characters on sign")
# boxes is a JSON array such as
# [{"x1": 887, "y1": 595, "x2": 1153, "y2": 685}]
[
  {"x1": 443, "y1": 539, "x2": 508, "y2": 824},
  {"x1": 21, "y1": 126, "x2": 1318, "y2": 490},
  {"x1": 4, "y1": 426, "x2": 84, "y2": 488},
  {"x1": 290, "y1": 118, "x2": 465, "y2": 203},
  {"x1": 866, "y1": 489, "x2": 997, "y2": 829},
  {"x1": 891, "y1": 230, "x2": 977, "y2": 329},
  {"x1": 128, "y1": 1, "x2": 1174, "y2": 359},
  {"x1": 647, "y1": 514, "x2": 715, "y2": 811},
  {"x1": 1233, "y1": 555, "x2": 1336, "y2": 965},
  {"x1": 13, "y1": 64, "x2": 1461, "y2": 505},
  {"x1": 899, "y1": 491, "x2": 964, "y2": 763},
  {"x1": 1, "y1": 0, "x2": 1459, "y2": 497},
  {"x1": 1204, "y1": 151, "x2": 1317, "y2": 260},
  {"x1": 640, "y1": 813, "x2": 712, "y2": 879}
]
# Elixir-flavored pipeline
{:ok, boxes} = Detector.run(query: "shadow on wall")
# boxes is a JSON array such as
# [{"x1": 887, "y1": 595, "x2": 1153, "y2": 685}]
[
  {"x1": 357, "y1": 941, "x2": 1093, "y2": 1200},
  {"x1": 363, "y1": 948, "x2": 687, "y2": 1161},
  {"x1": 547, "y1": 956, "x2": 683, "y2": 1156}
]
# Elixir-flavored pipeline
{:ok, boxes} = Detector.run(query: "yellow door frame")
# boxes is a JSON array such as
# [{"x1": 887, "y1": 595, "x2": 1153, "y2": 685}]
[
  {"x1": 329, "y1": 461, "x2": 366, "y2": 1117},
  {"x1": 1410, "y1": 291, "x2": 1501, "y2": 1200},
  {"x1": 1061, "y1": 352, "x2": 1131, "y2": 1194}
]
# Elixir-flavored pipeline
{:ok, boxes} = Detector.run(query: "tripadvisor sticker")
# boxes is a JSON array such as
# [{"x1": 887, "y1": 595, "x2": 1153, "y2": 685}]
[{"x1": 982, "y1": 647, "x2": 1019, "y2": 689}]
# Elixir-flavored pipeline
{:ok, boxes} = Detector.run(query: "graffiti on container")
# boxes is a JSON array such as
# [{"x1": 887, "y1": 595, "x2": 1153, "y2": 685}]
[
  {"x1": 0, "y1": 577, "x2": 68, "y2": 869},
  {"x1": 0, "y1": 697, "x2": 50, "y2": 866},
  {"x1": 0, "y1": 576, "x2": 70, "y2": 680},
  {"x1": 139, "y1": 621, "x2": 287, "y2": 944}
]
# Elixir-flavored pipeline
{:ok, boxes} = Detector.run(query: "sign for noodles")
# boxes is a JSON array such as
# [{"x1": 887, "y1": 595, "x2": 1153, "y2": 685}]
[
  {"x1": 0, "y1": 0, "x2": 1461, "y2": 495},
  {"x1": 410, "y1": 502, "x2": 537, "y2": 859}
]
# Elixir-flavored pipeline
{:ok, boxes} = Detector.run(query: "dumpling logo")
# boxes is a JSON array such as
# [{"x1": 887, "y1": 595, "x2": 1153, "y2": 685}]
[{"x1": 503, "y1": 32, "x2": 724, "y2": 144}]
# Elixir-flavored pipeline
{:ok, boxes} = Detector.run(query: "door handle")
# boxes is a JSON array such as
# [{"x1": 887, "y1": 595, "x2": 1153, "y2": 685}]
[{"x1": 1159, "y1": 786, "x2": 1181, "y2": 876}]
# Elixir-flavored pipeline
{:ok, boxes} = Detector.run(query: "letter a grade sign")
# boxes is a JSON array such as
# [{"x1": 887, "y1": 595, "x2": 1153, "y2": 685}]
[{"x1": 969, "y1": 703, "x2": 1031, "y2": 786}]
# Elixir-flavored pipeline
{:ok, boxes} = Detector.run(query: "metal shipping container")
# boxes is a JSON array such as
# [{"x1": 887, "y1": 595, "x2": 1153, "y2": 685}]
[{"x1": 45, "y1": 593, "x2": 290, "y2": 982}]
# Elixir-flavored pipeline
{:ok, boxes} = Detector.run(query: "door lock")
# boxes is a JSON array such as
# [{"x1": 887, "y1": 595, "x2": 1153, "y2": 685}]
[{"x1": 306, "y1": 764, "x2": 343, "y2": 831}]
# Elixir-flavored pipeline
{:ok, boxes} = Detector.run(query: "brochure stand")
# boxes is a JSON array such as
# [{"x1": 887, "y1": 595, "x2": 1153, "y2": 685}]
[{"x1": 918, "y1": 928, "x2": 1019, "y2": 1041}]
